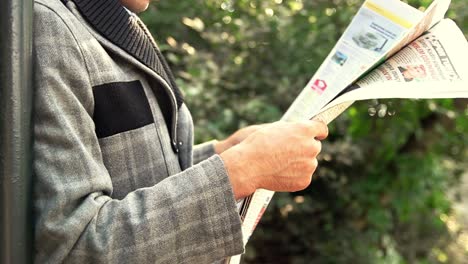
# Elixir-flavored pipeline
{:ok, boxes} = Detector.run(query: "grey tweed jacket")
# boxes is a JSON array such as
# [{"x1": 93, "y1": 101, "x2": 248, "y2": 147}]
[{"x1": 33, "y1": 0, "x2": 243, "y2": 262}]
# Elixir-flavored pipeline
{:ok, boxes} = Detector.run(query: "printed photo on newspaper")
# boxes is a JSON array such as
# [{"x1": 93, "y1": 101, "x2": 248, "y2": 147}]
[{"x1": 226, "y1": 0, "x2": 468, "y2": 263}]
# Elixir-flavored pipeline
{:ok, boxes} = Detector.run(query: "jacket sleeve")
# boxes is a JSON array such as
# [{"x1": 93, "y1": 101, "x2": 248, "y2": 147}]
[
  {"x1": 33, "y1": 3, "x2": 243, "y2": 263},
  {"x1": 193, "y1": 141, "x2": 217, "y2": 164}
]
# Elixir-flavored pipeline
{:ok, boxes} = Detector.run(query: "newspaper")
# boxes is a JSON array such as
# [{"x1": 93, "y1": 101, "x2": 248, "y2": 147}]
[
  {"x1": 282, "y1": 0, "x2": 427, "y2": 122},
  {"x1": 227, "y1": 1, "x2": 467, "y2": 263},
  {"x1": 324, "y1": 18, "x2": 468, "y2": 112}
]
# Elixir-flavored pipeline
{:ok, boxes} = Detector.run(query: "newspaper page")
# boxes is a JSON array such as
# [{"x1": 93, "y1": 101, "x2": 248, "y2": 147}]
[
  {"x1": 323, "y1": 19, "x2": 468, "y2": 113},
  {"x1": 283, "y1": 0, "x2": 424, "y2": 122},
  {"x1": 226, "y1": 1, "x2": 453, "y2": 263},
  {"x1": 386, "y1": 0, "x2": 451, "y2": 59}
]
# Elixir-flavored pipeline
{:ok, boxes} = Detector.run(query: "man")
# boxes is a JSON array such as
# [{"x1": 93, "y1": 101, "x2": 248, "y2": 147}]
[
  {"x1": 33, "y1": 0, "x2": 328, "y2": 263},
  {"x1": 398, "y1": 65, "x2": 427, "y2": 82}
]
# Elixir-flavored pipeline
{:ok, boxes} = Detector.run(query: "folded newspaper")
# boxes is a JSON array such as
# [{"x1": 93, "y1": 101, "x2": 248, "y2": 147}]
[{"x1": 227, "y1": 0, "x2": 468, "y2": 262}]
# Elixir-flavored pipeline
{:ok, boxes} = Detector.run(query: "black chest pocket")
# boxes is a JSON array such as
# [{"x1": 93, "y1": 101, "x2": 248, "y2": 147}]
[{"x1": 92, "y1": 80, "x2": 154, "y2": 138}]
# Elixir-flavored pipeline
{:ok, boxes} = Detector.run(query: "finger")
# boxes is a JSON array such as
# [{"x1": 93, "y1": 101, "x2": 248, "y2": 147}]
[
  {"x1": 311, "y1": 157, "x2": 318, "y2": 171},
  {"x1": 312, "y1": 140, "x2": 322, "y2": 156},
  {"x1": 309, "y1": 158, "x2": 318, "y2": 181},
  {"x1": 311, "y1": 115, "x2": 326, "y2": 124},
  {"x1": 302, "y1": 139, "x2": 321, "y2": 157},
  {"x1": 308, "y1": 120, "x2": 329, "y2": 140},
  {"x1": 250, "y1": 124, "x2": 268, "y2": 132}
]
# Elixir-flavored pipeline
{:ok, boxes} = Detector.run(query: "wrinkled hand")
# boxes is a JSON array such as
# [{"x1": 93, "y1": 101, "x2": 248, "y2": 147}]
[
  {"x1": 214, "y1": 124, "x2": 266, "y2": 154},
  {"x1": 220, "y1": 120, "x2": 328, "y2": 199}
]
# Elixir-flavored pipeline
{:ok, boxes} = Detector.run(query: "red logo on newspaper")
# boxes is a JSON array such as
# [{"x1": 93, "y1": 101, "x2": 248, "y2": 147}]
[{"x1": 311, "y1": 79, "x2": 327, "y2": 94}]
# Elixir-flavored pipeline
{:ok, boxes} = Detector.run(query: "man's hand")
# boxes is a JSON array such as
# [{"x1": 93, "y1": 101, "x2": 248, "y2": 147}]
[
  {"x1": 214, "y1": 124, "x2": 266, "y2": 154},
  {"x1": 220, "y1": 120, "x2": 328, "y2": 199}
]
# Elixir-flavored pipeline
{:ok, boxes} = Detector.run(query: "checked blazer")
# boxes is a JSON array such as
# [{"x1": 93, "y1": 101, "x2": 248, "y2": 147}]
[{"x1": 33, "y1": 0, "x2": 243, "y2": 262}]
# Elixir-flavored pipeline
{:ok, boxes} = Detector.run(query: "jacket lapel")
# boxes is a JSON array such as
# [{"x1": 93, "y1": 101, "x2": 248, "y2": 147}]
[{"x1": 65, "y1": 0, "x2": 183, "y2": 152}]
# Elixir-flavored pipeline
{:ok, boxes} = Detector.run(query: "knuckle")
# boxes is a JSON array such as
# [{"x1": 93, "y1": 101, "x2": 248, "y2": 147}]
[
  {"x1": 312, "y1": 158, "x2": 318, "y2": 169},
  {"x1": 304, "y1": 140, "x2": 321, "y2": 156},
  {"x1": 311, "y1": 120, "x2": 322, "y2": 128},
  {"x1": 314, "y1": 141, "x2": 322, "y2": 154},
  {"x1": 299, "y1": 160, "x2": 311, "y2": 172},
  {"x1": 296, "y1": 122, "x2": 310, "y2": 133},
  {"x1": 297, "y1": 175, "x2": 312, "y2": 190},
  {"x1": 308, "y1": 159, "x2": 318, "y2": 171}
]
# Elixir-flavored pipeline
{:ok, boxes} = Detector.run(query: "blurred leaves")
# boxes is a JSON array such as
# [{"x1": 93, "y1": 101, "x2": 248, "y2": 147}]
[{"x1": 141, "y1": 0, "x2": 468, "y2": 263}]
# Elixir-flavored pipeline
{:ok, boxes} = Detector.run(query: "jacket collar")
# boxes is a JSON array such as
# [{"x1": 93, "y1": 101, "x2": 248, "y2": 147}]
[{"x1": 70, "y1": 0, "x2": 184, "y2": 108}]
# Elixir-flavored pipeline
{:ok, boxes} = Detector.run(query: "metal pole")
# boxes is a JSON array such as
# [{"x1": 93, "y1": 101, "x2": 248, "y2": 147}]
[{"x1": 0, "y1": 0, "x2": 34, "y2": 262}]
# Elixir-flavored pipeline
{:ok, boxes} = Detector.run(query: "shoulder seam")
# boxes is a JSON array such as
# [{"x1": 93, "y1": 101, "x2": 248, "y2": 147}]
[{"x1": 35, "y1": 2, "x2": 93, "y2": 86}]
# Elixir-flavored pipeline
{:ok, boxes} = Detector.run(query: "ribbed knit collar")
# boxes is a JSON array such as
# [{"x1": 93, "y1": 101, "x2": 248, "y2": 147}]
[{"x1": 70, "y1": 0, "x2": 184, "y2": 108}]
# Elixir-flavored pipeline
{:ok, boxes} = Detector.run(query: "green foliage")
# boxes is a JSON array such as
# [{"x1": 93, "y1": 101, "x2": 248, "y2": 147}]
[{"x1": 141, "y1": 0, "x2": 468, "y2": 263}]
